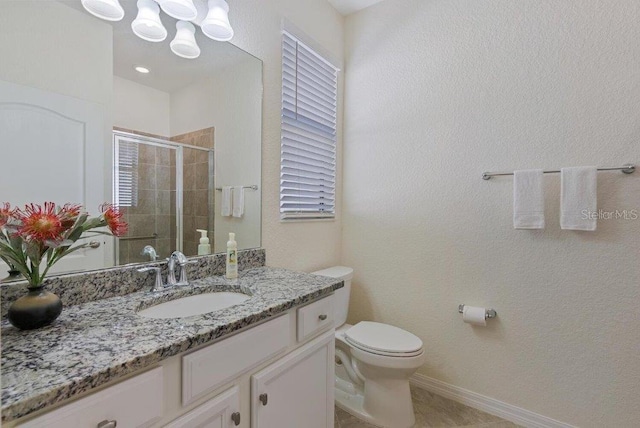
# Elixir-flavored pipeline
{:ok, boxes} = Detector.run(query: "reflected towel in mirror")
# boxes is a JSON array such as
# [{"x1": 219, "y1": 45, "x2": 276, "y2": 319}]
[
  {"x1": 232, "y1": 186, "x2": 245, "y2": 218},
  {"x1": 221, "y1": 186, "x2": 232, "y2": 217}
]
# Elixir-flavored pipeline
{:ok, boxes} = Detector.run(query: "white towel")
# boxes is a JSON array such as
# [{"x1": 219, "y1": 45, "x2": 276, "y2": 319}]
[
  {"x1": 513, "y1": 169, "x2": 545, "y2": 229},
  {"x1": 232, "y1": 186, "x2": 244, "y2": 218},
  {"x1": 560, "y1": 166, "x2": 597, "y2": 231},
  {"x1": 221, "y1": 186, "x2": 232, "y2": 217}
]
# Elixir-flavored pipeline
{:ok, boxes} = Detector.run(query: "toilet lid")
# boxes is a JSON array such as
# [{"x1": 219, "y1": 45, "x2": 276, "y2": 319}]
[{"x1": 345, "y1": 321, "x2": 423, "y2": 357}]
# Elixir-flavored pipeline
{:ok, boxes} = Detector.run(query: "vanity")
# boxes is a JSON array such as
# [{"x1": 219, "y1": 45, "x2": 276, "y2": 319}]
[{"x1": 1, "y1": 262, "x2": 343, "y2": 427}]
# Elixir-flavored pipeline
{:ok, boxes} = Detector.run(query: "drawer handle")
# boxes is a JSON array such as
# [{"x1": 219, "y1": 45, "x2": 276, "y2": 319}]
[
  {"x1": 231, "y1": 412, "x2": 241, "y2": 425},
  {"x1": 259, "y1": 393, "x2": 268, "y2": 406},
  {"x1": 97, "y1": 421, "x2": 117, "y2": 428},
  {"x1": 318, "y1": 314, "x2": 328, "y2": 321}
]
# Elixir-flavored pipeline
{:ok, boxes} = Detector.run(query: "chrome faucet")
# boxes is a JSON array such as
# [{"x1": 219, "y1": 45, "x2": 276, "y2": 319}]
[
  {"x1": 141, "y1": 245, "x2": 158, "y2": 261},
  {"x1": 138, "y1": 251, "x2": 195, "y2": 292},
  {"x1": 167, "y1": 251, "x2": 193, "y2": 286}
]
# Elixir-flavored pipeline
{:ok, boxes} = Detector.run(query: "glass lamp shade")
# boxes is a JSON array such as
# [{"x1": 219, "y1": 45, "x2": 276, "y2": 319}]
[
  {"x1": 156, "y1": 0, "x2": 197, "y2": 21},
  {"x1": 81, "y1": 0, "x2": 124, "y2": 21},
  {"x1": 170, "y1": 21, "x2": 201, "y2": 59},
  {"x1": 131, "y1": 0, "x2": 167, "y2": 42},
  {"x1": 201, "y1": 0, "x2": 233, "y2": 41}
]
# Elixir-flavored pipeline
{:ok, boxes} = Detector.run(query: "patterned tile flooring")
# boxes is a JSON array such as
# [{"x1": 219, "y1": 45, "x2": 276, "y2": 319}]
[{"x1": 334, "y1": 386, "x2": 522, "y2": 428}]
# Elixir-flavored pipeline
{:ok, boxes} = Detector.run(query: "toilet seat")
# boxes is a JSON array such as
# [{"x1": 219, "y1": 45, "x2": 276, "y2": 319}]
[{"x1": 345, "y1": 321, "x2": 423, "y2": 357}]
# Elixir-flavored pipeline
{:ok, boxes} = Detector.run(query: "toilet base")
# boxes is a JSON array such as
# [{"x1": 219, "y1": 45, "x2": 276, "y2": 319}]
[
  {"x1": 335, "y1": 379, "x2": 416, "y2": 428},
  {"x1": 335, "y1": 387, "x2": 384, "y2": 427}
]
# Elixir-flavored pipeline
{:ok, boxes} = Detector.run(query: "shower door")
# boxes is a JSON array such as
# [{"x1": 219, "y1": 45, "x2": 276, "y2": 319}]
[{"x1": 113, "y1": 132, "x2": 214, "y2": 266}]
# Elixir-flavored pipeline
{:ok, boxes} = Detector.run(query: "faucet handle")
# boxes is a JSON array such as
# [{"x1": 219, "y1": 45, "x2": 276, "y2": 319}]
[
  {"x1": 137, "y1": 267, "x2": 164, "y2": 292},
  {"x1": 178, "y1": 260, "x2": 198, "y2": 284}
]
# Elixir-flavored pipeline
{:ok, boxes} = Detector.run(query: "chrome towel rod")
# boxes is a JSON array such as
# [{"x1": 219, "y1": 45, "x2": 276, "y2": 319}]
[
  {"x1": 120, "y1": 233, "x2": 159, "y2": 241},
  {"x1": 482, "y1": 164, "x2": 635, "y2": 180},
  {"x1": 215, "y1": 185, "x2": 259, "y2": 191}
]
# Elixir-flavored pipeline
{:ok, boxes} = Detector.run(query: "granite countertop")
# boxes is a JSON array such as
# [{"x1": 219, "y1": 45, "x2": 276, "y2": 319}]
[{"x1": 1, "y1": 267, "x2": 343, "y2": 423}]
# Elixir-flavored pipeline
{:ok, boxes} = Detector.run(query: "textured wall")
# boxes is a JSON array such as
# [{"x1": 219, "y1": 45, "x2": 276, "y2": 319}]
[
  {"x1": 343, "y1": 1, "x2": 640, "y2": 426},
  {"x1": 228, "y1": 0, "x2": 345, "y2": 271}
]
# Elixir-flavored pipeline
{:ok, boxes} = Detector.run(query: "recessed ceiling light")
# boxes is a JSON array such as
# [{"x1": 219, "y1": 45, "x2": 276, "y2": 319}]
[{"x1": 135, "y1": 66, "x2": 150, "y2": 74}]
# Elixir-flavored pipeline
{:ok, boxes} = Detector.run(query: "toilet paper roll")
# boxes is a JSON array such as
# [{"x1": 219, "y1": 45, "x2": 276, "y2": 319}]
[{"x1": 462, "y1": 306, "x2": 487, "y2": 326}]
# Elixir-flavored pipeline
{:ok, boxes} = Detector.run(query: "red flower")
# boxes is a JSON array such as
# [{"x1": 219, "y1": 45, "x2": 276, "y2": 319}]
[
  {"x1": 59, "y1": 203, "x2": 83, "y2": 229},
  {"x1": 14, "y1": 202, "x2": 64, "y2": 242},
  {"x1": 100, "y1": 203, "x2": 128, "y2": 237},
  {"x1": 0, "y1": 202, "x2": 13, "y2": 228}
]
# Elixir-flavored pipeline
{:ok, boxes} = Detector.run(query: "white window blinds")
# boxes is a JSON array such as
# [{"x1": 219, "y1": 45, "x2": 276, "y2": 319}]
[
  {"x1": 114, "y1": 139, "x2": 139, "y2": 207},
  {"x1": 280, "y1": 31, "x2": 338, "y2": 220}
]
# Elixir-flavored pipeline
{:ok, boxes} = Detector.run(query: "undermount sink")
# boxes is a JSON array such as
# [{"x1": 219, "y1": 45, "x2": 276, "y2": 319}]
[{"x1": 138, "y1": 292, "x2": 251, "y2": 319}]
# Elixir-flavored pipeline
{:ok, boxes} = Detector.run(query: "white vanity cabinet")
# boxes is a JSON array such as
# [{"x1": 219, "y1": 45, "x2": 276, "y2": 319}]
[{"x1": 11, "y1": 295, "x2": 335, "y2": 428}]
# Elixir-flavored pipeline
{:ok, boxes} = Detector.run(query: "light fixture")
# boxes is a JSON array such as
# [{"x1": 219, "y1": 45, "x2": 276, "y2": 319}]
[
  {"x1": 79, "y1": 0, "x2": 233, "y2": 58},
  {"x1": 201, "y1": 0, "x2": 234, "y2": 41},
  {"x1": 135, "y1": 66, "x2": 150, "y2": 73},
  {"x1": 156, "y1": 0, "x2": 197, "y2": 21},
  {"x1": 131, "y1": 0, "x2": 167, "y2": 42},
  {"x1": 81, "y1": 0, "x2": 124, "y2": 21},
  {"x1": 170, "y1": 21, "x2": 201, "y2": 59}
]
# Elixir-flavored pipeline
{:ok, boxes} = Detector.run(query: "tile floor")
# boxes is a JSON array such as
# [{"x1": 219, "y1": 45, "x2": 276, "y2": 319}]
[{"x1": 334, "y1": 386, "x2": 521, "y2": 428}]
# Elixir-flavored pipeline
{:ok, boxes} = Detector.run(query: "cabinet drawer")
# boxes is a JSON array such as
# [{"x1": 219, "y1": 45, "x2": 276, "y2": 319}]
[
  {"x1": 19, "y1": 367, "x2": 163, "y2": 428},
  {"x1": 297, "y1": 295, "x2": 334, "y2": 342},
  {"x1": 182, "y1": 315, "x2": 290, "y2": 406}
]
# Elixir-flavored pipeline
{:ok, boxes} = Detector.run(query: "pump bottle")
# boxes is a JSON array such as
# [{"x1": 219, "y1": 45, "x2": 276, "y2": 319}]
[{"x1": 226, "y1": 233, "x2": 238, "y2": 279}]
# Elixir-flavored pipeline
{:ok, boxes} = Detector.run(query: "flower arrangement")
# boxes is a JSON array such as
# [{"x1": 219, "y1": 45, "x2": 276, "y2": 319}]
[{"x1": 0, "y1": 202, "x2": 128, "y2": 288}]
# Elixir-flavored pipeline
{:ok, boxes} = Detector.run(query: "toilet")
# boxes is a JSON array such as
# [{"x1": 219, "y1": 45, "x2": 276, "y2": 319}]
[{"x1": 312, "y1": 266, "x2": 425, "y2": 428}]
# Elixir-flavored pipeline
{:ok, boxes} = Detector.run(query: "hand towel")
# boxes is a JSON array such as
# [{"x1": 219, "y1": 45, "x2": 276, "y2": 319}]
[
  {"x1": 221, "y1": 186, "x2": 232, "y2": 217},
  {"x1": 513, "y1": 169, "x2": 545, "y2": 229},
  {"x1": 232, "y1": 186, "x2": 245, "y2": 218},
  {"x1": 560, "y1": 166, "x2": 597, "y2": 231}
]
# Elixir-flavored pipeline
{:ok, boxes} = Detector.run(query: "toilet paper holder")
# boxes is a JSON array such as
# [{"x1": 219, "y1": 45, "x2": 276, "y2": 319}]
[{"x1": 458, "y1": 304, "x2": 497, "y2": 320}]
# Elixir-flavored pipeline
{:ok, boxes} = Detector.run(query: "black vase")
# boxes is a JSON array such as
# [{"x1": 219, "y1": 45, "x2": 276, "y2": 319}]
[{"x1": 8, "y1": 287, "x2": 63, "y2": 330}]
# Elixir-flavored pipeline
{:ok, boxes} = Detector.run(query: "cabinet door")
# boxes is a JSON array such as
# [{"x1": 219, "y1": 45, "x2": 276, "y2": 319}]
[
  {"x1": 251, "y1": 330, "x2": 334, "y2": 428},
  {"x1": 165, "y1": 386, "x2": 241, "y2": 428}
]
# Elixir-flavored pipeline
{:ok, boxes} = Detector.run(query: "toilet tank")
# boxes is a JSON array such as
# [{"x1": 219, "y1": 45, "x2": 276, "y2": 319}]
[{"x1": 311, "y1": 266, "x2": 353, "y2": 328}]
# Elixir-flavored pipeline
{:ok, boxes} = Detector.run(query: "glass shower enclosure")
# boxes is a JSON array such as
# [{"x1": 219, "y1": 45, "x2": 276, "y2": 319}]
[{"x1": 113, "y1": 131, "x2": 214, "y2": 265}]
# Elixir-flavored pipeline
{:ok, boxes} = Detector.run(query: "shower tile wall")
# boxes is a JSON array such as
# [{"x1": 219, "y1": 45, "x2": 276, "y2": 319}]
[
  {"x1": 171, "y1": 127, "x2": 215, "y2": 256},
  {"x1": 118, "y1": 143, "x2": 174, "y2": 265}
]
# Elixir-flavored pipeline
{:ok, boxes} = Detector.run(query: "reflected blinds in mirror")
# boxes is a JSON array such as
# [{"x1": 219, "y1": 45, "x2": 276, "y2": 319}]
[
  {"x1": 114, "y1": 139, "x2": 139, "y2": 207},
  {"x1": 280, "y1": 31, "x2": 338, "y2": 219}
]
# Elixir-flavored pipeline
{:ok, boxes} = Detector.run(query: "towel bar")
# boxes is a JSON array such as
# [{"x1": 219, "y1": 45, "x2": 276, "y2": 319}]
[
  {"x1": 482, "y1": 164, "x2": 635, "y2": 180},
  {"x1": 215, "y1": 185, "x2": 258, "y2": 191}
]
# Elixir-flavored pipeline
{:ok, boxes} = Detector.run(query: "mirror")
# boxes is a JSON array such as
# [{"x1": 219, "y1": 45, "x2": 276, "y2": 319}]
[{"x1": 0, "y1": 0, "x2": 262, "y2": 280}]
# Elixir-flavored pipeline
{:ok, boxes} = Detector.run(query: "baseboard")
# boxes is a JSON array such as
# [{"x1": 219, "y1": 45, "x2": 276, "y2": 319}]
[{"x1": 410, "y1": 374, "x2": 576, "y2": 428}]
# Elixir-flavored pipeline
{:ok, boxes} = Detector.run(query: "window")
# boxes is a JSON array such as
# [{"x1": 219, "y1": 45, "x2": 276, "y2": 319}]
[
  {"x1": 280, "y1": 31, "x2": 338, "y2": 220},
  {"x1": 114, "y1": 138, "x2": 139, "y2": 207}
]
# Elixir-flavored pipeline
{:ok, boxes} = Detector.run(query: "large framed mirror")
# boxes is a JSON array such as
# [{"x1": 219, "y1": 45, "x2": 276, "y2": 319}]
[{"x1": 0, "y1": 0, "x2": 262, "y2": 280}]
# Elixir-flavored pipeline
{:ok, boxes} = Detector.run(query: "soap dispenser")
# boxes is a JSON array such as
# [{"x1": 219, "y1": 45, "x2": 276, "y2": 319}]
[
  {"x1": 226, "y1": 232, "x2": 238, "y2": 279},
  {"x1": 196, "y1": 229, "x2": 211, "y2": 255}
]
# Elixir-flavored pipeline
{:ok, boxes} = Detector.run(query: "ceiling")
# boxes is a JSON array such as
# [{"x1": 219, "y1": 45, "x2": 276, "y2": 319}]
[
  {"x1": 60, "y1": 0, "x2": 255, "y2": 93},
  {"x1": 327, "y1": 0, "x2": 386, "y2": 15}
]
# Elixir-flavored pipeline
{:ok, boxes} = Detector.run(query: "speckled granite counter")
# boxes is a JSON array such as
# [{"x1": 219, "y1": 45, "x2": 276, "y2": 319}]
[{"x1": 1, "y1": 267, "x2": 343, "y2": 422}]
